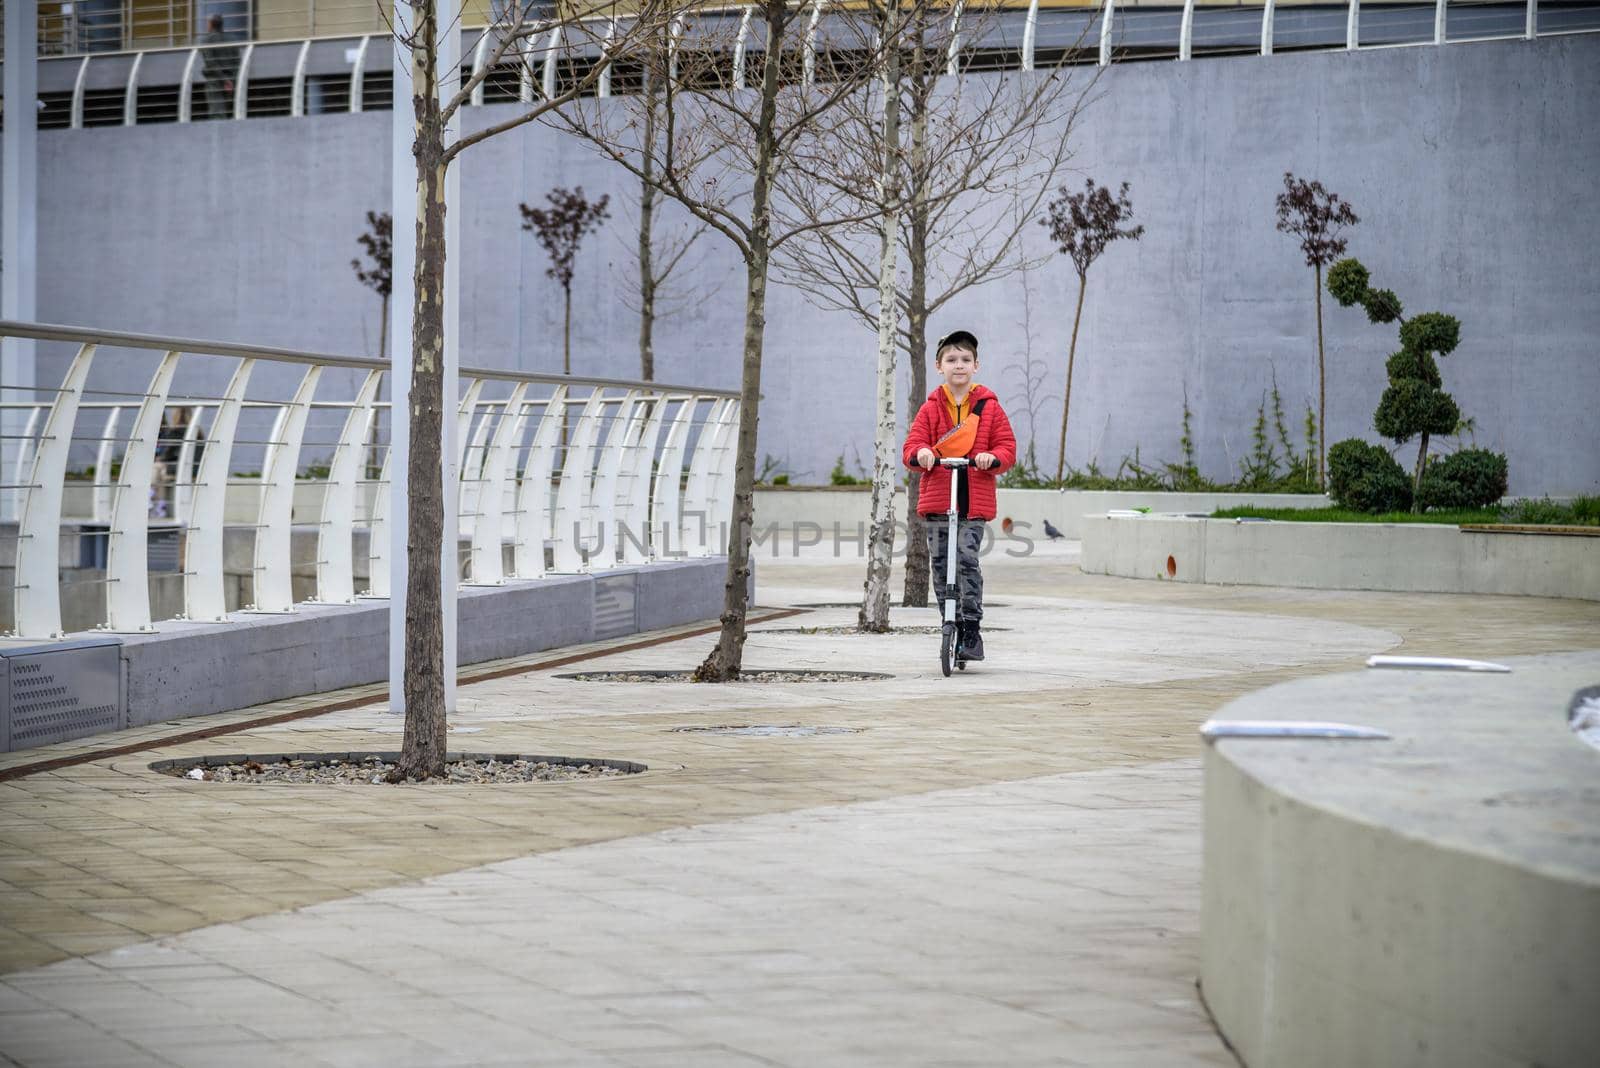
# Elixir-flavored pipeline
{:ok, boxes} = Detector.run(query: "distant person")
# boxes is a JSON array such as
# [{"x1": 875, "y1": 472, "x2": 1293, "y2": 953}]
[
  {"x1": 903, "y1": 330, "x2": 1017, "y2": 661},
  {"x1": 200, "y1": 14, "x2": 240, "y2": 120}
]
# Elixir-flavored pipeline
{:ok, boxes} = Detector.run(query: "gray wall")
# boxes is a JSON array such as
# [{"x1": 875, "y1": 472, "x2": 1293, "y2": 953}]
[{"x1": 26, "y1": 34, "x2": 1600, "y2": 494}]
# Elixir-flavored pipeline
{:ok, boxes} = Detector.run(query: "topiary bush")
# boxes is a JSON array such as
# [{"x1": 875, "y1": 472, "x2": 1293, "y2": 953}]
[
  {"x1": 1417, "y1": 448, "x2": 1509, "y2": 511},
  {"x1": 1327, "y1": 438, "x2": 1413, "y2": 514},
  {"x1": 1327, "y1": 257, "x2": 1490, "y2": 512}
]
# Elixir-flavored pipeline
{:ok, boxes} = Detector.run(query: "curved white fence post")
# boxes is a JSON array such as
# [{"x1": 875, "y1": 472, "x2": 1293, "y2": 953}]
[
  {"x1": 314, "y1": 370, "x2": 381, "y2": 604},
  {"x1": 618, "y1": 394, "x2": 667, "y2": 565},
  {"x1": 542, "y1": 25, "x2": 563, "y2": 100},
  {"x1": 588, "y1": 389, "x2": 641, "y2": 571},
  {"x1": 458, "y1": 385, "x2": 491, "y2": 542},
  {"x1": 470, "y1": 31, "x2": 491, "y2": 107},
  {"x1": 173, "y1": 405, "x2": 203, "y2": 523},
  {"x1": 291, "y1": 40, "x2": 312, "y2": 117},
  {"x1": 802, "y1": 0, "x2": 824, "y2": 87},
  {"x1": 12, "y1": 344, "x2": 95, "y2": 639},
  {"x1": 178, "y1": 49, "x2": 199, "y2": 123},
  {"x1": 233, "y1": 43, "x2": 255, "y2": 119},
  {"x1": 71, "y1": 55, "x2": 89, "y2": 129},
  {"x1": 1262, "y1": 0, "x2": 1277, "y2": 55},
  {"x1": 1099, "y1": 0, "x2": 1116, "y2": 67},
  {"x1": 1525, "y1": 0, "x2": 1537, "y2": 39},
  {"x1": 104, "y1": 350, "x2": 180, "y2": 632},
  {"x1": 553, "y1": 391, "x2": 605, "y2": 572},
  {"x1": 363, "y1": 446, "x2": 391, "y2": 597},
  {"x1": 1180, "y1": 0, "x2": 1196, "y2": 60},
  {"x1": 733, "y1": 6, "x2": 754, "y2": 90},
  {"x1": 598, "y1": 17, "x2": 619, "y2": 98},
  {"x1": 1022, "y1": 0, "x2": 1040, "y2": 71},
  {"x1": 682, "y1": 398, "x2": 730, "y2": 557},
  {"x1": 512, "y1": 385, "x2": 566, "y2": 579},
  {"x1": 249, "y1": 366, "x2": 322, "y2": 613},
  {"x1": 123, "y1": 52, "x2": 144, "y2": 127},
  {"x1": 651, "y1": 394, "x2": 697, "y2": 559},
  {"x1": 466, "y1": 382, "x2": 528, "y2": 585},
  {"x1": 92, "y1": 407, "x2": 119, "y2": 521},
  {"x1": 184, "y1": 358, "x2": 253, "y2": 623},
  {"x1": 351, "y1": 35, "x2": 371, "y2": 113},
  {"x1": 947, "y1": 0, "x2": 968, "y2": 75},
  {"x1": 709, "y1": 403, "x2": 741, "y2": 556},
  {"x1": 1346, "y1": 0, "x2": 1361, "y2": 49}
]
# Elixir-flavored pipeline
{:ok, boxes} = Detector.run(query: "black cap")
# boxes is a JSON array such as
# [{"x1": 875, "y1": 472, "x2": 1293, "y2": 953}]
[{"x1": 935, "y1": 330, "x2": 979, "y2": 357}]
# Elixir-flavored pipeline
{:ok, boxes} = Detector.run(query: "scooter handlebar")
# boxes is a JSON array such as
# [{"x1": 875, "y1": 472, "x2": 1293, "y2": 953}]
[{"x1": 937, "y1": 457, "x2": 970, "y2": 468}]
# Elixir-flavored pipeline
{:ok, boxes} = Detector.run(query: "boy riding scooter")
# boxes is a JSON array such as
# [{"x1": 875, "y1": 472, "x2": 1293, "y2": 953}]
[{"x1": 903, "y1": 330, "x2": 1017, "y2": 669}]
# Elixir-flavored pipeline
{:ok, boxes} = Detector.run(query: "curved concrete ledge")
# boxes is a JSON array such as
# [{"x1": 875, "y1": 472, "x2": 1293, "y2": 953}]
[
  {"x1": 1081, "y1": 515, "x2": 1600, "y2": 601},
  {"x1": 1201, "y1": 651, "x2": 1600, "y2": 1068}
]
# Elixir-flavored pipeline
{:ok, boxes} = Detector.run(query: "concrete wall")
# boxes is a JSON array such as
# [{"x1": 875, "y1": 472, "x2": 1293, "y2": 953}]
[
  {"x1": 19, "y1": 35, "x2": 1600, "y2": 495},
  {"x1": 0, "y1": 556, "x2": 732, "y2": 750},
  {"x1": 1080, "y1": 514, "x2": 1600, "y2": 600}
]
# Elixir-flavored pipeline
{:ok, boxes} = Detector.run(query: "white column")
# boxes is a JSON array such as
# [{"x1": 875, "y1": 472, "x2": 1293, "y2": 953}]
[
  {"x1": 2, "y1": 0, "x2": 40, "y2": 525},
  {"x1": 390, "y1": 1, "x2": 462, "y2": 715}
]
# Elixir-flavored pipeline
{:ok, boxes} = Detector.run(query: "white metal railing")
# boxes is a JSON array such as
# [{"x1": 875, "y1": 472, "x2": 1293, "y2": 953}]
[
  {"x1": 24, "y1": 1, "x2": 1600, "y2": 130},
  {"x1": 0, "y1": 320, "x2": 739, "y2": 641}
]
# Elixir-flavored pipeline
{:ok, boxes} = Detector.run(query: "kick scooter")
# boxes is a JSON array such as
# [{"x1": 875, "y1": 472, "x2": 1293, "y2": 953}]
[{"x1": 937, "y1": 457, "x2": 969, "y2": 677}]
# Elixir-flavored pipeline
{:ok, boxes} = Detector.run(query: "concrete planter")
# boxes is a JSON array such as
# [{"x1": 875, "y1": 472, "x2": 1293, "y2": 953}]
[
  {"x1": 1081, "y1": 514, "x2": 1600, "y2": 601},
  {"x1": 1201, "y1": 653, "x2": 1600, "y2": 1068}
]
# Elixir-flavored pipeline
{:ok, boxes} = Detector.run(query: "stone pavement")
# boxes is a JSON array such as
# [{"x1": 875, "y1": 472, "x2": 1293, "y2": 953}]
[{"x1": 2, "y1": 541, "x2": 1596, "y2": 1066}]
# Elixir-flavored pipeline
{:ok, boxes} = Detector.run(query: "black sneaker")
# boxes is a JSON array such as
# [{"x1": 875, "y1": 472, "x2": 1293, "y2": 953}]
[{"x1": 960, "y1": 621, "x2": 985, "y2": 661}]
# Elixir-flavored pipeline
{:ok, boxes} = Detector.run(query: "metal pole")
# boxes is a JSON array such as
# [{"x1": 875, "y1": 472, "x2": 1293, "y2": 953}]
[
  {"x1": 3, "y1": 0, "x2": 40, "y2": 524},
  {"x1": 389, "y1": 0, "x2": 462, "y2": 715}
]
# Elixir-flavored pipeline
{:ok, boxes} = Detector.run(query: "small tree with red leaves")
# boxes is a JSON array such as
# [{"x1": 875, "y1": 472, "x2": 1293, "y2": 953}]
[
  {"x1": 1275, "y1": 172, "x2": 1359, "y2": 490},
  {"x1": 520, "y1": 187, "x2": 612, "y2": 375}
]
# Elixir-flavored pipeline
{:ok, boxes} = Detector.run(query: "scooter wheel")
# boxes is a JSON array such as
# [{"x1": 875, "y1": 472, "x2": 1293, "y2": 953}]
[
  {"x1": 956, "y1": 658, "x2": 967, "y2": 671},
  {"x1": 940, "y1": 625, "x2": 954, "y2": 677}
]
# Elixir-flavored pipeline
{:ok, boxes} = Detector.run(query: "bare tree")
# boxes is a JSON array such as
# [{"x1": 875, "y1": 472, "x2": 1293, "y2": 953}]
[
  {"x1": 351, "y1": 210, "x2": 393, "y2": 359},
  {"x1": 1275, "y1": 172, "x2": 1359, "y2": 490},
  {"x1": 774, "y1": 9, "x2": 1095, "y2": 613},
  {"x1": 1042, "y1": 178, "x2": 1145, "y2": 483},
  {"x1": 520, "y1": 186, "x2": 612, "y2": 376},
  {"x1": 388, "y1": 0, "x2": 672, "y2": 780},
  {"x1": 548, "y1": 0, "x2": 905, "y2": 679},
  {"x1": 611, "y1": 72, "x2": 716, "y2": 383}
]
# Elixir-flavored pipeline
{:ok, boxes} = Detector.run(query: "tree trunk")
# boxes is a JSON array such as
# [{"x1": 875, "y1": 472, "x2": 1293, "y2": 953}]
[
  {"x1": 693, "y1": 13, "x2": 784, "y2": 682},
  {"x1": 396, "y1": 0, "x2": 448, "y2": 782},
  {"x1": 638, "y1": 72, "x2": 659, "y2": 382},
  {"x1": 563, "y1": 283, "x2": 573, "y2": 376},
  {"x1": 1315, "y1": 262, "x2": 1326, "y2": 491},
  {"x1": 1054, "y1": 274, "x2": 1088, "y2": 483},
  {"x1": 859, "y1": 1, "x2": 902, "y2": 634},
  {"x1": 900, "y1": 40, "x2": 932, "y2": 609},
  {"x1": 378, "y1": 293, "x2": 389, "y2": 360},
  {"x1": 1412, "y1": 431, "x2": 1429, "y2": 514}
]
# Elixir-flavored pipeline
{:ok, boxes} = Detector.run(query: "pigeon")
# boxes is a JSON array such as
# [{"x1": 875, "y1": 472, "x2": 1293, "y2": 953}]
[{"x1": 1043, "y1": 519, "x2": 1064, "y2": 541}]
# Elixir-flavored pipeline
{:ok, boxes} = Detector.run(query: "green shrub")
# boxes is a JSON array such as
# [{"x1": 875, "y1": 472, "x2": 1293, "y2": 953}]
[
  {"x1": 1327, "y1": 438, "x2": 1413, "y2": 513},
  {"x1": 1417, "y1": 448, "x2": 1508, "y2": 511},
  {"x1": 771, "y1": 474, "x2": 789, "y2": 486},
  {"x1": 829, "y1": 456, "x2": 864, "y2": 486}
]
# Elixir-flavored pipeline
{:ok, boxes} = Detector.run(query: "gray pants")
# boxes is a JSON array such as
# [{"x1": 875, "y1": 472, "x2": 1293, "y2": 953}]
[{"x1": 927, "y1": 518, "x2": 986, "y2": 623}]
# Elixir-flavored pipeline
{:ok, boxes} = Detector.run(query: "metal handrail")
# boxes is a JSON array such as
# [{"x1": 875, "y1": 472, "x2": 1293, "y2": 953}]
[
  {"x1": 1, "y1": 320, "x2": 741, "y2": 640},
  {"x1": 0, "y1": 321, "x2": 738, "y2": 398}
]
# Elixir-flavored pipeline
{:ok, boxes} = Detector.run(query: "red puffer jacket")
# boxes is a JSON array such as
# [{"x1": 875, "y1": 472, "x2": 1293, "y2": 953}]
[{"x1": 902, "y1": 383, "x2": 1017, "y2": 520}]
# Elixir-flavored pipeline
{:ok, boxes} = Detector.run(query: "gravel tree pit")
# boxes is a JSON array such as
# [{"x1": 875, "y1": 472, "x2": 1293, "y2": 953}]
[
  {"x1": 555, "y1": 670, "x2": 892, "y2": 683},
  {"x1": 151, "y1": 752, "x2": 646, "y2": 785}
]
